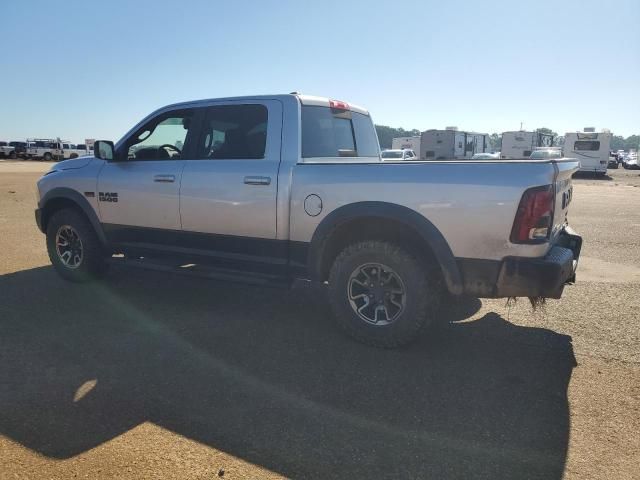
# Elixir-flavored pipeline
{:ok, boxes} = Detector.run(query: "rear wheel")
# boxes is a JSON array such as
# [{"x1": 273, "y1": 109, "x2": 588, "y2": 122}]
[
  {"x1": 43, "y1": 152, "x2": 52, "y2": 161},
  {"x1": 46, "y1": 208, "x2": 108, "y2": 282},
  {"x1": 9, "y1": 151, "x2": 16, "y2": 159},
  {"x1": 327, "y1": 241, "x2": 439, "y2": 348}
]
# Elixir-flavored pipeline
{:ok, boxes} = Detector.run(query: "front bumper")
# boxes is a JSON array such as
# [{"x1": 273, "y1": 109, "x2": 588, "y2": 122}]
[{"x1": 495, "y1": 227, "x2": 582, "y2": 299}]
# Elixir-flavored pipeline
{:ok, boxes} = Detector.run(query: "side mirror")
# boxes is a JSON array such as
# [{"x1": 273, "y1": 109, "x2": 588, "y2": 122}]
[{"x1": 94, "y1": 140, "x2": 115, "y2": 161}]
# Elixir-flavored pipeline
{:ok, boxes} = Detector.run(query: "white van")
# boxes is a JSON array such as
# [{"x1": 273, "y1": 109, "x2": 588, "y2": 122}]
[{"x1": 563, "y1": 130, "x2": 611, "y2": 175}]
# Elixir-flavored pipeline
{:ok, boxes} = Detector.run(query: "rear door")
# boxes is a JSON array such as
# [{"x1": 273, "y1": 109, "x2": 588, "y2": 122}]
[
  {"x1": 178, "y1": 100, "x2": 283, "y2": 268},
  {"x1": 97, "y1": 107, "x2": 200, "y2": 244}
]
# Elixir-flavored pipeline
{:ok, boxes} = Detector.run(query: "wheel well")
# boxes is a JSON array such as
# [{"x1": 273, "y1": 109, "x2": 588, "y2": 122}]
[
  {"x1": 318, "y1": 217, "x2": 441, "y2": 283},
  {"x1": 41, "y1": 198, "x2": 84, "y2": 232}
]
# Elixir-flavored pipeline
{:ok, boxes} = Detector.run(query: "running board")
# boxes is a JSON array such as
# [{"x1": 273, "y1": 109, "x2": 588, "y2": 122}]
[{"x1": 106, "y1": 256, "x2": 291, "y2": 288}]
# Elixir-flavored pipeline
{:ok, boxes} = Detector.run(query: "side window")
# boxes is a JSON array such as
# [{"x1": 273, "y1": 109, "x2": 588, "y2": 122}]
[
  {"x1": 195, "y1": 104, "x2": 268, "y2": 159},
  {"x1": 352, "y1": 112, "x2": 379, "y2": 157},
  {"x1": 125, "y1": 109, "x2": 195, "y2": 160}
]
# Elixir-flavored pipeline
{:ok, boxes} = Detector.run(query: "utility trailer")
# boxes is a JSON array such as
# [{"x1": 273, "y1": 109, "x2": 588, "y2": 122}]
[
  {"x1": 392, "y1": 136, "x2": 421, "y2": 156},
  {"x1": 501, "y1": 131, "x2": 554, "y2": 159},
  {"x1": 420, "y1": 128, "x2": 490, "y2": 160}
]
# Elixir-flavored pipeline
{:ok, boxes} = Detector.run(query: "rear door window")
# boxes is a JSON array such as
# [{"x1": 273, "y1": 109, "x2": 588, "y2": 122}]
[
  {"x1": 195, "y1": 104, "x2": 268, "y2": 159},
  {"x1": 301, "y1": 106, "x2": 379, "y2": 158}
]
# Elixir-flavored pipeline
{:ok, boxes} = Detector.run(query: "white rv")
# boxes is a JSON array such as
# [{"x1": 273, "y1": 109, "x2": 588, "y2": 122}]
[
  {"x1": 563, "y1": 129, "x2": 611, "y2": 175},
  {"x1": 501, "y1": 131, "x2": 554, "y2": 159},
  {"x1": 420, "y1": 128, "x2": 490, "y2": 160},
  {"x1": 392, "y1": 136, "x2": 421, "y2": 157}
]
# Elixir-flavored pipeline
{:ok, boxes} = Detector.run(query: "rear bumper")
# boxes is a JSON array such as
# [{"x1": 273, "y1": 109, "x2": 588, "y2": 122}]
[{"x1": 458, "y1": 227, "x2": 582, "y2": 299}]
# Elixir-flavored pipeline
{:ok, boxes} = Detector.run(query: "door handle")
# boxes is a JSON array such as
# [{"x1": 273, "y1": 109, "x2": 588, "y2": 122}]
[
  {"x1": 153, "y1": 174, "x2": 175, "y2": 183},
  {"x1": 244, "y1": 176, "x2": 271, "y2": 186}
]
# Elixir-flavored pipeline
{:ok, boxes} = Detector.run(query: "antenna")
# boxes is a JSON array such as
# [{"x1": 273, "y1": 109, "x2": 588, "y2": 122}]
[{"x1": 520, "y1": 121, "x2": 523, "y2": 131}]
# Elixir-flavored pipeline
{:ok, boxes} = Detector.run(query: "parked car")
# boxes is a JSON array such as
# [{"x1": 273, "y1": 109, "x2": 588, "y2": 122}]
[
  {"x1": 35, "y1": 93, "x2": 582, "y2": 348},
  {"x1": 608, "y1": 152, "x2": 619, "y2": 169},
  {"x1": 72, "y1": 143, "x2": 94, "y2": 157},
  {"x1": 0, "y1": 141, "x2": 11, "y2": 158},
  {"x1": 530, "y1": 148, "x2": 563, "y2": 160},
  {"x1": 471, "y1": 152, "x2": 500, "y2": 159},
  {"x1": 5, "y1": 141, "x2": 28, "y2": 159},
  {"x1": 25, "y1": 139, "x2": 65, "y2": 161},
  {"x1": 623, "y1": 153, "x2": 639, "y2": 169},
  {"x1": 381, "y1": 149, "x2": 417, "y2": 160}
]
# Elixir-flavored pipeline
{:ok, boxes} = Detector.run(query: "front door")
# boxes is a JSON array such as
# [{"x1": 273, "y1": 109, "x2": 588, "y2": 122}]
[{"x1": 97, "y1": 108, "x2": 199, "y2": 246}]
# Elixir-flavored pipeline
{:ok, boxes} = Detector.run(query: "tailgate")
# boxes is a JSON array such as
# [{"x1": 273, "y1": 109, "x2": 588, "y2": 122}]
[{"x1": 551, "y1": 159, "x2": 579, "y2": 242}]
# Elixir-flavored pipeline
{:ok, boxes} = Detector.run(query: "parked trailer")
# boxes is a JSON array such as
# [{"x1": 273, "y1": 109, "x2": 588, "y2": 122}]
[
  {"x1": 392, "y1": 136, "x2": 421, "y2": 156},
  {"x1": 563, "y1": 130, "x2": 611, "y2": 175},
  {"x1": 420, "y1": 129, "x2": 490, "y2": 160},
  {"x1": 501, "y1": 131, "x2": 554, "y2": 159}
]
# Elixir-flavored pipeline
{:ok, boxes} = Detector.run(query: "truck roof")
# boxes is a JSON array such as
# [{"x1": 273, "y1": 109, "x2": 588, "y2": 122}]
[{"x1": 160, "y1": 93, "x2": 370, "y2": 116}]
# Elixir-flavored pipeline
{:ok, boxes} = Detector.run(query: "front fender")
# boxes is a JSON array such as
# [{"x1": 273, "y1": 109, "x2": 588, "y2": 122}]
[{"x1": 38, "y1": 187, "x2": 108, "y2": 246}]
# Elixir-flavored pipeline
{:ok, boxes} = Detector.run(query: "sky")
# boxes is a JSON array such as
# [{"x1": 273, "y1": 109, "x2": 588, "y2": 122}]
[{"x1": 1, "y1": 0, "x2": 638, "y2": 144}]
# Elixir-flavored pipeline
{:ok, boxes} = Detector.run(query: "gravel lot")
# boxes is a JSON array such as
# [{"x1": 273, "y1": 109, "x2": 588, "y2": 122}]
[{"x1": 0, "y1": 160, "x2": 638, "y2": 479}]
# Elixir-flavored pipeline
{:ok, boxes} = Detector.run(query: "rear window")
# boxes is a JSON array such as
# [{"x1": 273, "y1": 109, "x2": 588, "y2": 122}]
[
  {"x1": 301, "y1": 106, "x2": 379, "y2": 158},
  {"x1": 574, "y1": 141, "x2": 600, "y2": 151}
]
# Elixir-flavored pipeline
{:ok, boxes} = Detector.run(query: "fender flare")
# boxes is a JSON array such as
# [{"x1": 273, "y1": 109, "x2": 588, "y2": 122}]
[
  {"x1": 307, "y1": 201, "x2": 463, "y2": 295},
  {"x1": 39, "y1": 187, "x2": 108, "y2": 246}
]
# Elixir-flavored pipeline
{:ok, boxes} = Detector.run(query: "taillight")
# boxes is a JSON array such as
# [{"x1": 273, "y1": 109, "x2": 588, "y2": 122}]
[
  {"x1": 329, "y1": 99, "x2": 349, "y2": 111},
  {"x1": 510, "y1": 185, "x2": 555, "y2": 243}
]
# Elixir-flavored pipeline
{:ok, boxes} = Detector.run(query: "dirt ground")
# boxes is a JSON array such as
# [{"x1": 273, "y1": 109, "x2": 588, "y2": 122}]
[{"x1": 0, "y1": 160, "x2": 638, "y2": 479}]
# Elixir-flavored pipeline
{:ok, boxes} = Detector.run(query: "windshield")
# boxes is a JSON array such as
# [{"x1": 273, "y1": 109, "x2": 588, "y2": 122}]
[{"x1": 381, "y1": 151, "x2": 403, "y2": 158}]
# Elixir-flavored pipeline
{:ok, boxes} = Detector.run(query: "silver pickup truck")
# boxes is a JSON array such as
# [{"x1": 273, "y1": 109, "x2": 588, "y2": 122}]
[{"x1": 35, "y1": 94, "x2": 582, "y2": 347}]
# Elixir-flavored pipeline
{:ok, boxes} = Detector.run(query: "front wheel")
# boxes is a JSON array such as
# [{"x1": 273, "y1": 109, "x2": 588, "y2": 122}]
[
  {"x1": 43, "y1": 152, "x2": 52, "y2": 161},
  {"x1": 46, "y1": 208, "x2": 108, "y2": 282},
  {"x1": 327, "y1": 241, "x2": 439, "y2": 348}
]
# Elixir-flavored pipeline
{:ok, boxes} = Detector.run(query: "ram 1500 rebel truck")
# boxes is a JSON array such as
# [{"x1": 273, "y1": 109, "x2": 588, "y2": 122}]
[{"x1": 35, "y1": 94, "x2": 582, "y2": 347}]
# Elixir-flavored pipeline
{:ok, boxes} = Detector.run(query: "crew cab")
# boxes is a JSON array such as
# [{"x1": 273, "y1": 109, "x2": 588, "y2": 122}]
[{"x1": 35, "y1": 94, "x2": 582, "y2": 347}]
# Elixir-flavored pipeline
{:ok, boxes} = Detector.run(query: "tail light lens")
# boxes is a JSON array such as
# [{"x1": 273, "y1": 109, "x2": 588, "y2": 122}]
[
  {"x1": 329, "y1": 99, "x2": 349, "y2": 111},
  {"x1": 510, "y1": 185, "x2": 555, "y2": 243}
]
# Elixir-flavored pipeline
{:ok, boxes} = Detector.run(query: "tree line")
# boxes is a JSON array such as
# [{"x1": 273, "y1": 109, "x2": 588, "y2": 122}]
[{"x1": 375, "y1": 125, "x2": 640, "y2": 152}]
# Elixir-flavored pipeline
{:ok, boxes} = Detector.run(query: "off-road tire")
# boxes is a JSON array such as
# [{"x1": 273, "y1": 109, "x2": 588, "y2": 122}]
[
  {"x1": 327, "y1": 241, "x2": 439, "y2": 348},
  {"x1": 46, "y1": 208, "x2": 108, "y2": 282}
]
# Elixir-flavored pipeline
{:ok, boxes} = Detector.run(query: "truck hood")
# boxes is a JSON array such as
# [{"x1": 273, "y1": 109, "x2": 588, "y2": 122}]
[{"x1": 49, "y1": 156, "x2": 94, "y2": 171}]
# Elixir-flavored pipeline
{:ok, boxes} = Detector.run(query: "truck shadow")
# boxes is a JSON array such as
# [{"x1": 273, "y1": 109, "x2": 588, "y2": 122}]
[
  {"x1": 0, "y1": 266, "x2": 576, "y2": 479},
  {"x1": 572, "y1": 171, "x2": 613, "y2": 181}
]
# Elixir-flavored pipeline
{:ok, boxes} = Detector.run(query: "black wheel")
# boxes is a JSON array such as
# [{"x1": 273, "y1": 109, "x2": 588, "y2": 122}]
[
  {"x1": 43, "y1": 152, "x2": 52, "y2": 161},
  {"x1": 9, "y1": 151, "x2": 16, "y2": 159},
  {"x1": 327, "y1": 241, "x2": 439, "y2": 348},
  {"x1": 46, "y1": 208, "x2": 108, "y2": 282}
]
